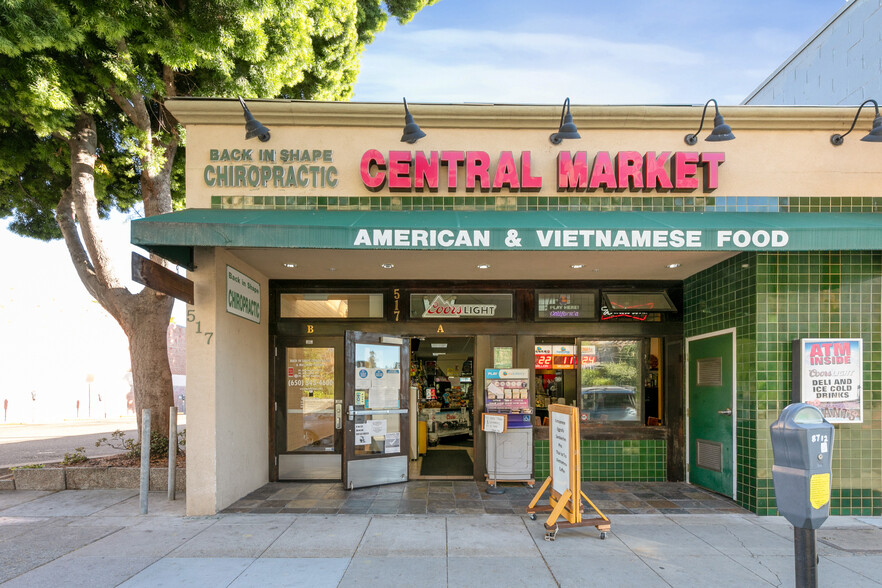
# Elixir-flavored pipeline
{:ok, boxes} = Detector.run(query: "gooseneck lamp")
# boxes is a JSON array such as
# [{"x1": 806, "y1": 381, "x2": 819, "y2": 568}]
[
  {"x1": 684, "y1": 99, "x2": 735, "y2": 145},
  {"x1": 401, "y1": 98, "x2": 426, "y2": 144},
  {"x1": 549, "y1": 97, "x2": 581, "y2": 144},
  {"x1": 238, "y1": 97, "x2": 271, "y2": 142},
  {"x1": 830, "y1": 99, "x2": 882, "y2": 145}
]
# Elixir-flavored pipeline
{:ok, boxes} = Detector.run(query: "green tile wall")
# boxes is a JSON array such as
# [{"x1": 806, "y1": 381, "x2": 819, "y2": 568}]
[
  {"x1": 211, "y1": 194, "x2": 882, "y2": 213},
  {"x1": 685, "y1": 251, "x2": 882, "y2": 516},
  {"x1": 534, "y1": 439, "x2": 666, "y2": 482}
]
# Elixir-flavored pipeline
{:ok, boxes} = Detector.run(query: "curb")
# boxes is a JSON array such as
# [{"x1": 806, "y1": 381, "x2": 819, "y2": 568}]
[{"x1": 11, "y1": 466, "x2": 186, "y2": 492}]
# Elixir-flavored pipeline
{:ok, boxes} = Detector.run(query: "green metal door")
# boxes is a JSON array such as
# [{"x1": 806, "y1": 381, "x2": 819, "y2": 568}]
[{"x1": 688, "y1": 331, "x2": 734, "y2": 498}]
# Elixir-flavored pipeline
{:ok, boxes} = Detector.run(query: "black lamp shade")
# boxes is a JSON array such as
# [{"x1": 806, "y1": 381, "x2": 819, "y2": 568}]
[
  {"x1": 556, "y1": 112, "x2": 581, "y2": 140},
  {"x1": 549, "y1": 98, "x2": 580, "y2": 144},
  {"x1": 706, "y1": 113, "x2": 735, "y2": 141},
  {"x1": 685, "y1": 99, "x2": 734, "y2": 145},
  {"x1": 861, "y1": 115, "x2": 882, "y2": 142},
  {"x1": 401, "y1": 98, "x2": 426, "y2": 144},
  {"x1": 238, "y1": 97, "x2": 270, "y2": 142}
]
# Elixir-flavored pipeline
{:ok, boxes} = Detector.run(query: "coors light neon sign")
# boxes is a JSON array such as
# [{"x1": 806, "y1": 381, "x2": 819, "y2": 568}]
[{"x1": 422, "y1": 295, "x2": 497, "y2": 318}]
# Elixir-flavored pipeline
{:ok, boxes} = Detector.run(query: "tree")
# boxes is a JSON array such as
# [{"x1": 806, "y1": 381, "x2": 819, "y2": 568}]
[{"x1": 0, "y1": 0, "x2": 437, "y2": 437}]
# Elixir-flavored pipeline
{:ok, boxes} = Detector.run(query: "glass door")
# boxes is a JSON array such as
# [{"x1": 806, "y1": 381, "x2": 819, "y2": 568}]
[
  {"x1": 344, "y1": 331, "x2": 410, "y2": 489},
  {"x1": 278, "y1": 337, "x2": 343, "y2": 480}
]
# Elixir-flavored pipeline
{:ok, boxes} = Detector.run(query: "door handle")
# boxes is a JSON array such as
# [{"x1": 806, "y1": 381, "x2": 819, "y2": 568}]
[
  {"x1": 718, "y1": 408, "x2": 733, "y2": 416},
  {"x1": 348, "y1": 405, "x2": 354, "y2": 421}
]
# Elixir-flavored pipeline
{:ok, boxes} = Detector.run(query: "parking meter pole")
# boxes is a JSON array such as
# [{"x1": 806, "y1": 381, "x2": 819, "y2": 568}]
[
  {"x1": 794, "y1": 527, "x2": 818, "y2": 588},
  {"x1": 168, "y1": 406, "x2": 177, "y2": 501},
  {"x1": 139, "y1": 409, "x2": 151, "y2": 515},
  {"x1": 769, "y1": 403, "x2": 833, "y2": 588}
]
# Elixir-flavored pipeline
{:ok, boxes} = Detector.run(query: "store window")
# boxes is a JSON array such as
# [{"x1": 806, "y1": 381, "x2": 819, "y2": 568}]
[
  {"x1": 580, "y1": 340, "x2": 641, "y2": 422},
  {"x1": 280, "y1": 293, "x2": 383, "y2": 318},
  {"x1": 535, "y1": 338, "x2": 659, "y2": 425}
]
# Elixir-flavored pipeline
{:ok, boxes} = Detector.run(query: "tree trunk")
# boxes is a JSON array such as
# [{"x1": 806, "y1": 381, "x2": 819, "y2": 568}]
[
  {"x1": 55, "y1": 111, "x2": 177, "y2": 440},
  {"x1": 124, "y1": 290, "x2": 176, "y2": 437}
]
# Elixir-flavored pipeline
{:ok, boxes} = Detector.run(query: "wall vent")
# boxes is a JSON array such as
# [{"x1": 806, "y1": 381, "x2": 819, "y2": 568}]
[
  {"x1": 697, "y1": 357, "x2": 723, "y2": 386},
  {"x1": 696, "y1": 439, "x2": 723, "y2": 472}
]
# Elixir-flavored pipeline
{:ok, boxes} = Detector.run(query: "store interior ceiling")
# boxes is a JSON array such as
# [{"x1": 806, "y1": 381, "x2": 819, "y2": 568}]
[
  {"x1": 233, "y1": 249, "x2": 738, "y2": 281},
  {"x1": 411, "y1": 336, "x2": 474, "y2": 361}
]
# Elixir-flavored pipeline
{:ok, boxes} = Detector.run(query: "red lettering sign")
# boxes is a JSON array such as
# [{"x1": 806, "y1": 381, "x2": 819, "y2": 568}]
[
  {"x1": 360, "y1": 149, "x2": 386, "y2": 190},
  {"x1": 360, "y1": 149, "x2": 724, "y2": 194}
]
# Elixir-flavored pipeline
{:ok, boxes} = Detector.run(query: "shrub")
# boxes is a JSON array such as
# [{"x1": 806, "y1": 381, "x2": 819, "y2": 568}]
[
  {"x1": 62, "y1": 447, "x2": 88, "y2": 465},
  {"x1": 96, "y1": 429, "x2": 185, "y2": 459}
]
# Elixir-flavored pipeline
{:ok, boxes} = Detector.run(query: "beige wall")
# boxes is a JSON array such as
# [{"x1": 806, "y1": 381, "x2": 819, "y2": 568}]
[
  {"x1": 186, "y1": 247, "x2": 269, "y2": 515},
  {"x1": 168, "y1": 101, "x2": 882, "y2": 208}
]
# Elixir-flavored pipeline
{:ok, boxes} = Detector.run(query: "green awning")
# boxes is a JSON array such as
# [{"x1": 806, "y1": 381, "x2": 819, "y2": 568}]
[{"x1": 132, "y1": 209, "x2": 882, "y2": 269}]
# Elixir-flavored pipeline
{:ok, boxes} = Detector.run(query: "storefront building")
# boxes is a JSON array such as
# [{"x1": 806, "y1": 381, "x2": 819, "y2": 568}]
[{"x1": 133, "y1": 99, "x2": 882, "y2": 516}]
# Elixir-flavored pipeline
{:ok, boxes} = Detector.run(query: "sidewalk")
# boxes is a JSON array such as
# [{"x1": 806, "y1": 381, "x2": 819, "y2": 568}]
[{"x1": 1, "y1": 488, "x2": 881, "y2": 587}]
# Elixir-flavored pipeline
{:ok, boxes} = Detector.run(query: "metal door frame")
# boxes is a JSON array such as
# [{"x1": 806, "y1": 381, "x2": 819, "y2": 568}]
[
  {"x1": 343, "y1": 330, "x2": 410, "y2": 489},
  {"x1": 685, "y1": 327, "x2": 737, "y2": 499}
]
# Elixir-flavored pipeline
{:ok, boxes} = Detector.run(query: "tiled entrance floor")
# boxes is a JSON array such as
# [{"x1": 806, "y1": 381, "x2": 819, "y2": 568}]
[{"x1": 222, "y1": 481, "x2": 750, "y2": 516}]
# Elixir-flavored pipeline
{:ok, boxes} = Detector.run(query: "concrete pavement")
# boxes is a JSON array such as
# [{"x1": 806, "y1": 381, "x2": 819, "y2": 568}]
[{"x1": 1, "y1": 488, "x2": 881, "y2": 587}]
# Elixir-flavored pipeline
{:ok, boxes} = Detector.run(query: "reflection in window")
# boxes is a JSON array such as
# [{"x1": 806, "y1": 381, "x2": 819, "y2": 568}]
[
  {"x1": 280, "y1": 293, "x2": 383, "y2": 318},
  {"x1": 286, "y1": 347, "x2": 336, "y2": 452},
  {"x1": 580, "y1": 340, "x2": 641, "y2": 422}
]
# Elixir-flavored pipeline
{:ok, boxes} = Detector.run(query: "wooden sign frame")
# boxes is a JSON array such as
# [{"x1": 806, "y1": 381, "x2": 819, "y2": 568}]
[
  {"x1": 548, "y1": 404, "x2": 580, "y2": 524},
  {"x1": 527, "y1": 403, "x2": 611, "y2": 541}
]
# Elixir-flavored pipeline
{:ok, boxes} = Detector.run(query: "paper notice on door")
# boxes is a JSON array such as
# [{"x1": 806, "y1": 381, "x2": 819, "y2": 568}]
[
  {"x1": 377, "y1": 369, "x2": 399, "y2": 389},
  {"x1": 355, "y1": 434, "x2": 370, "y2": 445},
  {"x1": 367, "y1": 369, "x2": 400, "y2": 409},
  {"x1": 355, "y1": 367, "x2": 371, "y2": 390},
  {"x1": 355, "y1": 423, "x2": 369, "y2": 436},
  {"x1": 384, "y1": 432, "x2": 400, "y2": 454},
  {"x1": 368, "y1": 419, "x2": 387, "y2": 437}
]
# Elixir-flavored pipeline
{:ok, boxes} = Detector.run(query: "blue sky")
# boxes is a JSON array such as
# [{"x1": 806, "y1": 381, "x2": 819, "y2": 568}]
[
  {"x1": 354, "y1": 0, "x2": 847, "y2": 104},
  {"x1": 0, "y1": 0, "x2": 851, "y2": 420}
]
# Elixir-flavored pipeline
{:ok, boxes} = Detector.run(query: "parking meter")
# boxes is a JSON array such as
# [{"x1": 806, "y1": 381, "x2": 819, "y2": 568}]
[
  {"x1": 770, "y1": 403, "x2": 834, "y2": 588},
  {"x1": 770, "y1": 403, "x2": 834, "y2": 529}
]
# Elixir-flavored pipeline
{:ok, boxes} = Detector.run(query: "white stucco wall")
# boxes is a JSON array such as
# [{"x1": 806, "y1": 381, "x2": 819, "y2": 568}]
[
  {"x1": 186, "y1": 247, "x2": 269, "y2": 515},
  {"x1": 745, "y1": 0, "x2": 882, "y2": 105}
]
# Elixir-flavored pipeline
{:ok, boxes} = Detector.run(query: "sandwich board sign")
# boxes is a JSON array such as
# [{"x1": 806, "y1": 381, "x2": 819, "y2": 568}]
[{"x1": 527, "y1": 404, "x2": 611, "y2": 541}]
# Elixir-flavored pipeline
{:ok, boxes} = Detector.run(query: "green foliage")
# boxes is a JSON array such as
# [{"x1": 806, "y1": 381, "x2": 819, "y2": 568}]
[
  {"x1": 62, "y1": 446, "x2": 88, "y2": 465},
  {"x1": 0, "y1": 0, "x2": 438, "y2": 235},
  {"x1": 581, "y1": 343, "x2": 640, "y2": 388},
  {"x1": 11, "y1": 463, "x2": 44, "y2": 469},
  {"x1": 95, "y1": 429, "x2": 140, "y2": 458},
  {"x1": 95, "y1": 428, "x2": 185, "y2": 459}
]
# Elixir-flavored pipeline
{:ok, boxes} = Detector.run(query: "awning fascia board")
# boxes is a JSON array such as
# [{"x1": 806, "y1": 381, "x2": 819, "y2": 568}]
[{"x1": 132, "y1": 210, "x2": 882, "y2": 268}]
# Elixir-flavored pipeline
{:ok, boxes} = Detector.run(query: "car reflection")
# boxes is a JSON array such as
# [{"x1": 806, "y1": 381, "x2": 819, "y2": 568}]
[{"x1": 580, "y1": 385, "x2": 638, "y2": 422}]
